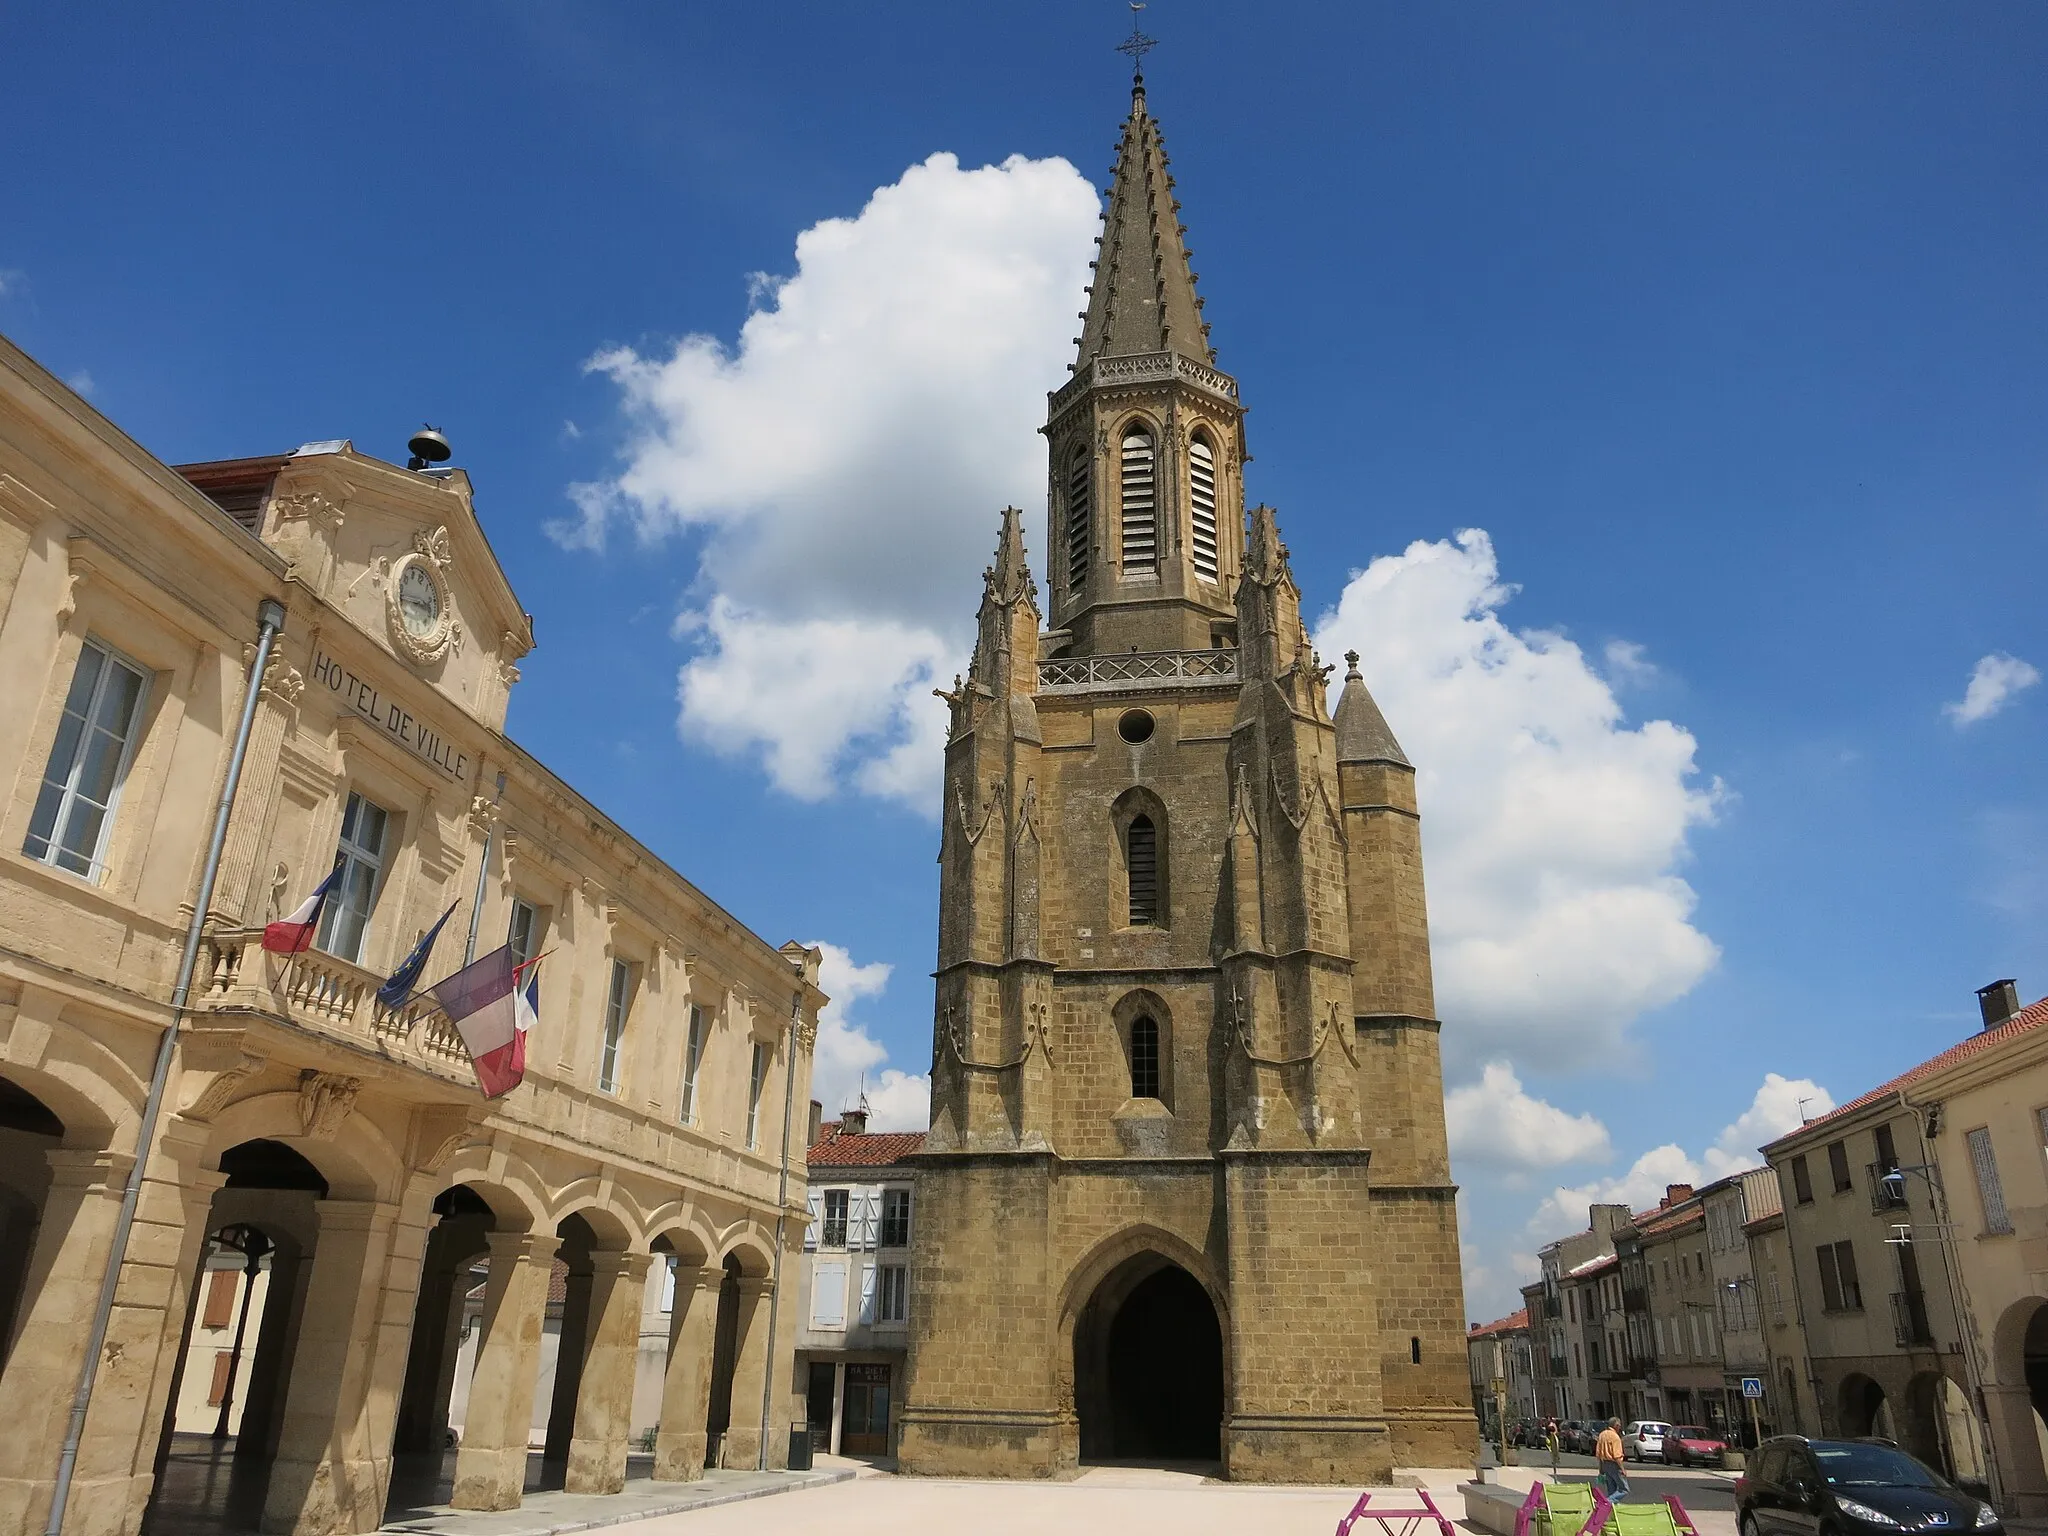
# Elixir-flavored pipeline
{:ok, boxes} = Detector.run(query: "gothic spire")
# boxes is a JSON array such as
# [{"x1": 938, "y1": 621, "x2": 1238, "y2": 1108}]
[
  {"x1": 1075, "y1": 78, "x2": 1213, "y2": 367},
  {"x1": 1333, "y1": 651, "x2": 1411, "y2": 767}
]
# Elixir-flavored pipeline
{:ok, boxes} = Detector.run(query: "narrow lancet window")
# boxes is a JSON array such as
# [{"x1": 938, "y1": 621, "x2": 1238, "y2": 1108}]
[
  {"x1": 1126, "y1": 814, "x2": 1158, "y2": 925},
  {"x1": 1067, "y1": 444, "x2": 1092, "y2": 591},
  {"x1": 1119, "y1": 426, "x2": 1156, "y2": 573},
  {"x1": 1189, "y1": 434, "x2": 1219, "y2": 582},
  {"x1": 1130, "y1": 1016, "x2": 1161, "y2": 1100}
]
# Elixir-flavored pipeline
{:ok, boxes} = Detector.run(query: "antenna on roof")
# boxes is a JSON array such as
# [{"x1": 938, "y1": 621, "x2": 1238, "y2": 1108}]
[{"x1": 1797, "y1": 1097, "x2": 1815, "y2": 1123}]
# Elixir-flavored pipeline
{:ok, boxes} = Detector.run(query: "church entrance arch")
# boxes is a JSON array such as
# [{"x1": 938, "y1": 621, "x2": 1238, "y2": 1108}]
[{"x1": 1073, "y1": 1250, "x2": 1223, "y2": 1463}]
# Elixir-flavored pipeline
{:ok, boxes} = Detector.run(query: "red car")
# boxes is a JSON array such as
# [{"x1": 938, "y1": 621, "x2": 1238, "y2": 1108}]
[{"x1": 1665, "y1": 1425, "x2": 1729, "y2": 1466}]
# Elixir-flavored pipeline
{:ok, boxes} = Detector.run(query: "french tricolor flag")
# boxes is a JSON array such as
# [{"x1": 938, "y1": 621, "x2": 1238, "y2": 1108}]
[
  {"x1": 431, "y1": 946, "x2": 542, "y2": 1099},
  {"x1": 262, "y1": 859, "x2": 344, "y2": 954}
]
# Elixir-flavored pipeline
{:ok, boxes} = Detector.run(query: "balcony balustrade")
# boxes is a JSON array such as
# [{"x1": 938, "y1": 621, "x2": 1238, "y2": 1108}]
[
  {"x1": 1891, "y1": 1289, "x2": 1934, "y2": 1348},
  {"x1": 1038, "y1": 647, "x2": 1238, "y2": 693}
]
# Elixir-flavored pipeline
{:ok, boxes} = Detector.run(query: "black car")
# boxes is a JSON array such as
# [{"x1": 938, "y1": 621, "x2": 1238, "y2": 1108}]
[{"x1": 1736, "y1": 1437, "x2": 2000, "y2": 1536}]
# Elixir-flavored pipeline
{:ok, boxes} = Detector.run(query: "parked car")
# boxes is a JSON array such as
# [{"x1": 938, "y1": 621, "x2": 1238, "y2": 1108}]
[
  {"x1": 1667, "y1": 1425, "x2": 1730, "y2": 1466},
  {"x1": 1625, "y1": 1420, "x2": 1672, "y2": 1462},
  {"x1": 1564, "y1": 1420, "x2": 1598, "y2": 1455},
  {"x1": 1736, "y1": 1436, "x2": 2001, "y2": 1536}
]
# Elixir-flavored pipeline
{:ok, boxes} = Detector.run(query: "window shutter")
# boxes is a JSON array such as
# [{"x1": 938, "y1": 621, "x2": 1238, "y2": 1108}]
[
  {"x1": 1119, "y1": 427, "x2": 1156, "y2": 572},
  {"x1": 1817, "y1": 1244, "x2": 1842, "y2": 1312},
  {"x1": 1968, "y1": 1127, "x2": 2013, "y2": 1234},
  {"x1": 811, "y1": 1261, "x2": 846, "y2": 1328},
  {"x1": 1188, "y1": 436, "x2": 1219, "y2": 581},
  {"x1": 858, "y1": 1262, "x2": 878, "y2": 1325},
  {"x1": 207, "y1": 1350, "x2": 234, "y2": 1405},
  {"x1": 1835, "y1": 1240, "x2": 1861, "y2": 1307},
  {"x1": 1067, "y1": 446, "x2": 1091, "y2": 591},
  {"x1": 202, "y1": 1268, "x2": 238, "y2": 1330},
  {"x1": 855, "y1": 1191, "x2": 878, "y2": 1250},
  {"x1": 804, "y1": 1191, "x2": 822, "y2": 1251}
]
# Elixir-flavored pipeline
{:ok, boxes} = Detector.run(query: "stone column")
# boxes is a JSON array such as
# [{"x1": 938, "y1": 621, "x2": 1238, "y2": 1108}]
[
  {"x1": 653, "y1": 1266, "x2": 722, "y2": 1481},
  {"x1": 718, "y1": 1277, "x2": 776, "y2": 1470},
  {"x1": 238, "y1": 1243, "x2": 309, "y2": 1460},
  {"x1": 260, "y1": 1199, "x2": 401, "y2": 1536},
  {"x1": 564, "y1": 1253, "x2": 652, "y2": 1494},
  {"x1": 1985, "y1": 1383, "x2": 2048, "y2": 1515},
  {"x1": 451, "y1": 1232, "x2": 559, "y2": 1512},
  {"x1": 0, "y1": 1149, "x2": 132, "y2": 1536},
  {"x1": 542, "y1": 1253, "x2": 594, "y2": 1464},
  {"x1": 392, "y1": 1221, "x2": 485, "y2": 1455}
]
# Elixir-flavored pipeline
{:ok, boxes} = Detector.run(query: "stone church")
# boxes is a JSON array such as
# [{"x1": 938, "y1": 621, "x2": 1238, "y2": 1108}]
[{"x1": 897, "y1": 72, "x2": 1475, "y2": 1482}]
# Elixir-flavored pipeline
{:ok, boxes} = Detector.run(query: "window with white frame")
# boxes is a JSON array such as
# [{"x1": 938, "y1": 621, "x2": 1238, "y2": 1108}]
[
  {"x1": 679, "y1": 1004, "x2": 708, "y2": 1124},
  {"x1": 746, "y1": 1039, "x2": 767, "y2": 1148},
  {"x1": 1967, "y1": 1127, "x2": 2013, "y2": 1234},
  {"x1": 508, "y1": 898, "x2": 544, "y2": 971},
  {"x1": 316, "y1": 791, "x2": 389, "y2": 964},
  {"x1": 877, "y1": 1263, "x2": 908, "y2": 1324},
  {"x1": 599, "y1": 959, "x2": 633, "y2": 1094},
  {"x1": 880, "y1": 1188, "x2": 911, "y2": 1248},
  {"x1": 24, "y1": 637, "x2": 151, "y2": 881},
  {"x1": 822, "y1": 1189, "x2": 849, "y2": 1249}
]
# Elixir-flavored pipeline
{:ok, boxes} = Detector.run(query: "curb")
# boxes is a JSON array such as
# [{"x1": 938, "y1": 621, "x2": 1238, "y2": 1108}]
[{"x1": 380, "y1": 1468, "x2": 856, "y2": 1536}]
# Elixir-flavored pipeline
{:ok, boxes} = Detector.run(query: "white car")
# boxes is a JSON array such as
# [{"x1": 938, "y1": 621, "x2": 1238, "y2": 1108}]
[{"x1": 1624, "y1": 1420, "x2": 1672, "y2": 1462}]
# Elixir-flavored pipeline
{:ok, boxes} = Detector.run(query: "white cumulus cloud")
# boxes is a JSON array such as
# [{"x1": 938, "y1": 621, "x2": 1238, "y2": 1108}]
[
  {"x1": 565, "y1": 150, "x2": 1101, "y2": 810},
  {"x1": 808, "y1": 941, "x2": 930, "y2": 1134},
  {"x1": 1313, "y1": 530, "x2": 1723, "y2": 1069},
  {"x1": 1945, "y1": 652, "x2": 2040, "y2": 728},
  {"x1": 1446, "y1": 1061, "x2": 1612, "y2": 1169},
  {"x1": 1525, "y1": 1073, "x2": 1832, "y2": 1240}
]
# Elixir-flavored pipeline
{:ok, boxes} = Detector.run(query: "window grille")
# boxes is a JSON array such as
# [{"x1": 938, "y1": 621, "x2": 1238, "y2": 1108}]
[
  {"x1": 1189, "y1": 434, "x2": 1219, "y2": 581},
  {"x1": 1067, "y1": 445, "x2": 1091, "y2": 590},
  {"x1": 680, "y1": 1004, "x2": 707, "y2": 1123},
  {"x1": 1126, "y1": 815, "x2": 1158, "y2": 925},
  {"x1": 1130, "y1": 1016, "x2": 1161, "y2": 1100},
  {"x1": 1967, "y1": 1127, "x2": 2013, "y2": 1234},
  {"x1": 599, "y1": 960, "x2": 632, "y2": 1093},
  {"x1": 1119, "y1": 426, "x2": 1156, "y2": 572},
  {"x1": 317, "y1": 791, "x2": 389, "y2": 964},
  {"x1": 746, "y1": 1040, "x2": 768, "y2": 1147},
  {"x1": 822, "y1": 1189, "x2": 849, "y2": 1249},
  {"x1": 25, "y1": 637, "x2": 150, "y2": 882}
]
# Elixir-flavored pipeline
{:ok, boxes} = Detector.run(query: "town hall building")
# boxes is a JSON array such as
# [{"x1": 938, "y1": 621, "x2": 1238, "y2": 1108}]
[{"x1": 898, "y1": 69, "x2": 1474, "y2": 1482}]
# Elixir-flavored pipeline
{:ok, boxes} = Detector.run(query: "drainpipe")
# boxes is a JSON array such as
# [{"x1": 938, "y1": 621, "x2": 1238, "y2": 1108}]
[
  {"x1": 47, "y1": 596, "x2": 287, "y2": 1536},
  {"x1": 758, "y1": 983, "x2": 803, "y2": 1470}
]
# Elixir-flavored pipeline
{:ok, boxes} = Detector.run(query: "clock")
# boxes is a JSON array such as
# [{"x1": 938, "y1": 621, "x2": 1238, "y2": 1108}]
[
  {"x1": 397, "y1": 561, "x2": 441, "y2": 638},
  {"x1": 385, "y1": 534, "x2": 460, "y2": 665}
]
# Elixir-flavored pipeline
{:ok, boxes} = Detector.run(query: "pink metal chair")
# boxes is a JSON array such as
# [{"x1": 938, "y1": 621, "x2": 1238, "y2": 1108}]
[{"x1": 1333, "y1": 1488, "x2": 1460, "y2": 1536}]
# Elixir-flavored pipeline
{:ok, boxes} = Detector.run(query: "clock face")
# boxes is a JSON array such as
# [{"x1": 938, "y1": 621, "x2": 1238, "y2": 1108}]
[{"x1": 397, "y1": 562, "x2": 442, "y2": 638}]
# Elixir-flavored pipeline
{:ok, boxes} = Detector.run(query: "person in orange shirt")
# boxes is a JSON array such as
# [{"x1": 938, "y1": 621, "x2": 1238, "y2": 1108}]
[{"x1": 1595, "y1": 1418, "x2": 1630, "y2": 1498}]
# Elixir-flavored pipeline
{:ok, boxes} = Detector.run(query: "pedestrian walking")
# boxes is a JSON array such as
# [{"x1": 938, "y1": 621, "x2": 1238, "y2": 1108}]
[
  {"x1": 1546, "y1": 1417, "x2": 1560, "y2": 1476},
  {"x1": 1595, "y1": 1417, "x2": 1630, "y2": 1500}
]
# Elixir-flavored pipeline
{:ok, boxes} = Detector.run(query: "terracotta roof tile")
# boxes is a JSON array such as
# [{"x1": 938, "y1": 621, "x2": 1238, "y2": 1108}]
[
  {"x1": 1468, "y1": 1307, "x2": 1530, "y2": 1337},
  {"x1": 807, "y1": 1127, "x2": 925, "y2": 1168},
  {"x1": 1769, "y1": 996, "x2": 2048, "y2": 1146}
]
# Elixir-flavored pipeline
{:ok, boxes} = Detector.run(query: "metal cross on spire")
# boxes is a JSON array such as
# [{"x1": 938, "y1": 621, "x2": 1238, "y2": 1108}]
[{"x1": 1115, "y1": 2, "x2": 1157, "y2": 80}]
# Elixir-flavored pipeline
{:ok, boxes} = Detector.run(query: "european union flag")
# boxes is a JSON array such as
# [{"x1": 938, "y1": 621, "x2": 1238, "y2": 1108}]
[{"x1": 377, "y1": 901, "x2": 459, "y2": 1012}]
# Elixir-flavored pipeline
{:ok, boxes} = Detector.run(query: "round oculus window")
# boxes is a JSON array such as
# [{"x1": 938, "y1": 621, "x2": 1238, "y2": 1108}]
[{"x1": 1117, "y1": 709, "x2": 1155, "y2": 744}]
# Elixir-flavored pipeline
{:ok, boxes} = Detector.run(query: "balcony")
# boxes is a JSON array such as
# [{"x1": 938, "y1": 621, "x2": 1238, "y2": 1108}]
[
  {"x1": 1544, "y1": 1296, "x2": 1563, "y2": 1319},
  {"x1": 1870, "y1": 1162, "x2": 1909, "y2": 1213},
  {"x1": 1547, "y1": 1355, "x2": 1569, "y2": 1378},
  {"x1": 1038, "y1": 648, "x2": 1238, "y2": 693},
  {"x1": 1623, "y1": 1285, "x2": 1648, "y2": 1310},
  {"x1": 1891, "y1": 1289, "x2": 1935, "y2": 1348},
  {"x1": 198, "y1": 934, "x2": 478, "y2": 1089},
  {"x1": 1047, "y1": 348, "x2": 1241, "y2": 418}
]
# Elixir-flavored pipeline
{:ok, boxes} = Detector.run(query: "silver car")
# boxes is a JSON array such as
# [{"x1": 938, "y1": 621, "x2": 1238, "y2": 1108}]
[{"x1": 1625, "y1": 1420, "x2": 1672, "y2": 1462}]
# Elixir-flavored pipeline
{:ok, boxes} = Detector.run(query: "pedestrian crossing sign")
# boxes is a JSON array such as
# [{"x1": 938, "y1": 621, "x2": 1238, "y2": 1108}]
[{"x1": 1741, "y1": 1377, "x2": 1764, "y2": 1399}]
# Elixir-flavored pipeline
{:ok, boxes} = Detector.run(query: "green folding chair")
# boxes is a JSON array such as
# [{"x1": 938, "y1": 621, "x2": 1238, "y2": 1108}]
[
  {"x1": 1537, "y1": 1481, "x2": 1603, "y2": 1536},
  {"x1": 1610, "y1": 1502, "x2": 1685, "y2": 1536}
]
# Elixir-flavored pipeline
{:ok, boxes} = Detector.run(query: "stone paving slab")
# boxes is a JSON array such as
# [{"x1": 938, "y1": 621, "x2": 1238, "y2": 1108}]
[{"x1": 378, "y1": 1468, "x2": 853, "y2": 1536}]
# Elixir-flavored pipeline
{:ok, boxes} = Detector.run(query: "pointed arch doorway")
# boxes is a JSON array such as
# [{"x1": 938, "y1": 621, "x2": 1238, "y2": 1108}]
[{"x1": 1073, "y1": 1252, "x2": 1223, "y2": 1464}]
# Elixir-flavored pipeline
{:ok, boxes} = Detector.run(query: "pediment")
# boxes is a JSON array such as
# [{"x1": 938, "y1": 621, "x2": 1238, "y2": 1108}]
[{"x1": 254, "y1": 442, "x2": 534, "y2": 730}]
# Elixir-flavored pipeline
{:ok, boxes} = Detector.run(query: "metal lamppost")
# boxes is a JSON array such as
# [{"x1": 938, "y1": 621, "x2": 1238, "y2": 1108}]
[{"x1": 208, "y1": 1225, "x2": 271, "y2": 1442}]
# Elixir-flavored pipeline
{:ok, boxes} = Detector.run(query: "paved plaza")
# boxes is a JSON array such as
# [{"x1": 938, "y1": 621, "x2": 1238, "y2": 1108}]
[{"x1": 499, "y1": 1461, "x2": 1743, "y2": 1536}]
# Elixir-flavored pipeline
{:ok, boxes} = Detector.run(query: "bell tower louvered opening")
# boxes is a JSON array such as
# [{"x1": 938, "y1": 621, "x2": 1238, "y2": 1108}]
[
  {"x1": 1119, "y1": 426, "x2": 1156, "y2": 573},
  {"x1": 1066, "y1": 443, "x2": 1092, "y2": 594},
  {"x1": 1126, "y1": 814, "x2": 1158, "y2": 924},
  {"x1": 1189, "y1": 433, "x2": 1218, "y2": 583}
]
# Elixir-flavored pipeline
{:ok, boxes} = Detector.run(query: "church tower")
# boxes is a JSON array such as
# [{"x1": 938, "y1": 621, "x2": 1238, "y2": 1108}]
[{"x1": 899, "y1": 64, "x2": 1474, "y2": 1484}]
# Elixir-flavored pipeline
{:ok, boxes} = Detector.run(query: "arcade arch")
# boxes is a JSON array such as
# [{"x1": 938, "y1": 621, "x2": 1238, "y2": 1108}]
[{"x1": 1065, "y1": 1236, "x2": 1226, "y2": 1465}]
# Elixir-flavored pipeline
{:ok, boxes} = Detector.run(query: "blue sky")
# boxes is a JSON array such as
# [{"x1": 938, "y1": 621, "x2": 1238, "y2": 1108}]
[{"x1": 6, "y1": 2, "x2": 2045, "y2": 1317}]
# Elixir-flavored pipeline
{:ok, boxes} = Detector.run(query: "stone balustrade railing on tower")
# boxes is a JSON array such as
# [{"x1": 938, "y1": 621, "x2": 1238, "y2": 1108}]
[{"x1": 1037, "y1": 646, "x2": 1238, "y2": 692}]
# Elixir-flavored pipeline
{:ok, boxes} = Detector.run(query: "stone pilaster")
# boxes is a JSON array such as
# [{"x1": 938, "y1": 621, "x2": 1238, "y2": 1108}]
[
  {"x1": 563, "y1": 1252, "x2": 652, "y2": 1494},
  {"x1": 717, "y1": 1277, "x2": 776, "y2": 1470}
]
